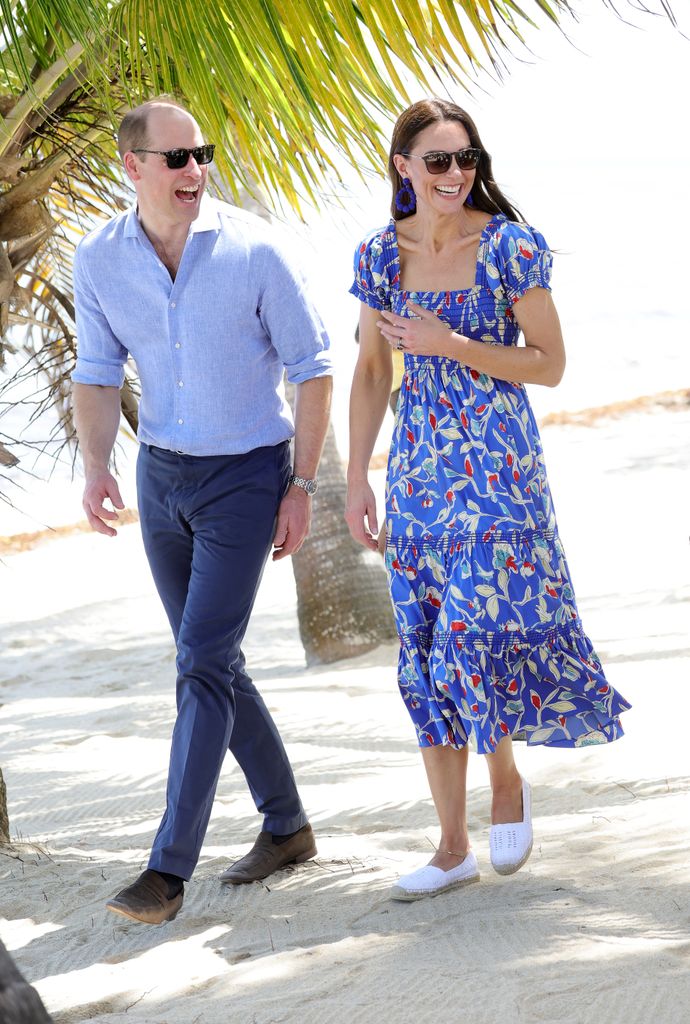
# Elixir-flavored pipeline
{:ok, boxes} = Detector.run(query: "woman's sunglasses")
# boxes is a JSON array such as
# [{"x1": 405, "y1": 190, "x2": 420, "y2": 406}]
[
  {"x1": 401, "y1": 147, "x2": 481, "y2": 175},
  {"x1": 131, "y1": 144, "x2": 216, "y2": 169}
]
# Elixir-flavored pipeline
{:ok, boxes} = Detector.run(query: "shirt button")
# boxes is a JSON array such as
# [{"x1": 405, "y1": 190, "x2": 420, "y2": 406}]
[
  {"x1": 178, "y1": 380, "x2": 184, "y2": 387},
  {"x1": 171, "y1": 301, "x2": 177, "y2": 308},
  {"x1": 178, "y1": 418, "x2": 184, "y2": 425},
  {"x1": 175, "y1": 342, "x2": 181, "y2": 349}
]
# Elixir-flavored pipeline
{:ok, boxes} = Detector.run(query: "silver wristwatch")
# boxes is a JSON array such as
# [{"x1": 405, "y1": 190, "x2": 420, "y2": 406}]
[{"x1": 290, "y1": 474, "x2": 318, "y2": 496}]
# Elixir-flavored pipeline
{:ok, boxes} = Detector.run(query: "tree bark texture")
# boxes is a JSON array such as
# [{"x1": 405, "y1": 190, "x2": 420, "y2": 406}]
[
  {"x1": 0, "y1": 939, "x2": 54, "y2": 1023},
  {"x1": 290, "y1": 414, "x2": 397, "y2": 664},
  {"x1": 0, "y1": 767, "x2": 9, "y2": 843}
]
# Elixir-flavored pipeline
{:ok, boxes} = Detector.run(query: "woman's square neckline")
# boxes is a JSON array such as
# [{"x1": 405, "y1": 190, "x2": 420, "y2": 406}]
[{"x1": 387, "y1": 213, "x2": 502, "y2": 297}]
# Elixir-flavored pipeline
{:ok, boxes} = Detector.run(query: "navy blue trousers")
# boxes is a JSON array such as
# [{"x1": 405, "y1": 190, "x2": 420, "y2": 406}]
[{"x1": 136, "y1": 441, "x2": 307, "y2": 880}]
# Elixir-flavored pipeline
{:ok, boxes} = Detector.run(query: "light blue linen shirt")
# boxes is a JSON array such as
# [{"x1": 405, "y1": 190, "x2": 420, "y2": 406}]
[{"x1": 72, "y1": 195, "x2": 332, "y2": 456}]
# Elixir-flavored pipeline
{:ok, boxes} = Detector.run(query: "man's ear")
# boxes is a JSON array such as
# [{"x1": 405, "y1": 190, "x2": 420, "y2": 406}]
[{"x1": 123, "y1": 151, "x2": 141, "y2": 183}]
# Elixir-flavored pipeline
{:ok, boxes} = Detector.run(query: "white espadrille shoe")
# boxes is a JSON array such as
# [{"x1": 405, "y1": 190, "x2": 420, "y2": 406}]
[
  {"x1": 489, "y1": 777, "x2": 533, "y2": 875},
  {"x1": 390, "y1": 850, "x2": 480, "y2": 901}
]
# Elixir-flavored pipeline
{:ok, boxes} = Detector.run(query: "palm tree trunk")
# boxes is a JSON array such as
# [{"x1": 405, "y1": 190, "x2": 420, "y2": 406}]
[
  {"x1": 235, "y1": 180, "x2": 395, "y2": 662},
  {"x1": 289, "y1": 402, "x2": 397, "y2": 664}
]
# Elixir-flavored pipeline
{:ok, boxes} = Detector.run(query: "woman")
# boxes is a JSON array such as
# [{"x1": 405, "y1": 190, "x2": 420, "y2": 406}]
[{"x1": 346, "y1": 99, "x2": 630, "y2": 901}]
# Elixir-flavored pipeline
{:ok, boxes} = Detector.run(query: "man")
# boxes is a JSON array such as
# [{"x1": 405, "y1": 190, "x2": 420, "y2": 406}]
[{"x1": 72, "y1": 98, "x2": 333, "y2": 925}]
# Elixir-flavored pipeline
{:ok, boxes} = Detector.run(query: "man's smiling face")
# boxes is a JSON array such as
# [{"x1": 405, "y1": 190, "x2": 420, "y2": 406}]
[{"x1": 125, "y1": 104, "x2": 208, "y2": 229}]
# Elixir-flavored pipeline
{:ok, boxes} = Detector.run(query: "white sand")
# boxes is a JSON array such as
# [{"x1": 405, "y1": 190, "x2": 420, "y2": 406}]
[{"x1": 1, "y1": 408, "x2": 689, "y2": 1024}]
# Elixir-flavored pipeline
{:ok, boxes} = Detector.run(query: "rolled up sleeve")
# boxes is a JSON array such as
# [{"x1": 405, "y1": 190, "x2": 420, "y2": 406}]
[
  {"x1": 71, "y1": 242, "x2": 128, "y2": 388},
  {"x1": 257, "y1": 242, "x2": 333, "y2": 384}
]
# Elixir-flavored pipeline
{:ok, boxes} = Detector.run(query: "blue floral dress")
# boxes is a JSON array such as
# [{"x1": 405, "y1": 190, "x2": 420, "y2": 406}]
[{"x1": 350, "y1": 214, "x2": 630, "y2": 752}]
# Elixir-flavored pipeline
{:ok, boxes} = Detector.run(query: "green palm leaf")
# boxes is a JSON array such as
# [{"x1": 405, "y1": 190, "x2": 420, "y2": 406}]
[{"x1": 2, "y1": 0, "x2": 580, "y2": 204}]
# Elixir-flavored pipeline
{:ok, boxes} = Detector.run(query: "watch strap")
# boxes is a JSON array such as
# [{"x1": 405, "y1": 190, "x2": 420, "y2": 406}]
[{"x1": 290, "y1": 474, "x2": 318, "y2": 495}]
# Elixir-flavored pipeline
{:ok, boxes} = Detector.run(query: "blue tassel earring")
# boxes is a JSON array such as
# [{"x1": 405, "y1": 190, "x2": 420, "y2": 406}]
[
  {"x1": 465, "y1": 191, "x2": 474, "y2": 207},
  {"x1": 395, "y1": 177, "x2": 416, "y2": 214}
]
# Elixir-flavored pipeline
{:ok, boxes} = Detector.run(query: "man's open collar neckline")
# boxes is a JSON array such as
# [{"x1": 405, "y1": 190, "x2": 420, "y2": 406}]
[{"x1": 123, "y1": 192, "x2": 220, "y2": 239}]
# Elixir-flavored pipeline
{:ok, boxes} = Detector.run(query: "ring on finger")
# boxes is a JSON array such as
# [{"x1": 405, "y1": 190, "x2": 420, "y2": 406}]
[{"x1": 396, "y1": 341, "x2": 404, "y2": 351}]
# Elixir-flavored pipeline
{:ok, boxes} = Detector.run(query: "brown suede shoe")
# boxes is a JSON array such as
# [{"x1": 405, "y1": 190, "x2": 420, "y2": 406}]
[
  {"x1": 219, "y1": 824, "x2": 317, "y2": 884},
  {"x1": 106, "y1": 870, "x2": 183, "y2": 924}
]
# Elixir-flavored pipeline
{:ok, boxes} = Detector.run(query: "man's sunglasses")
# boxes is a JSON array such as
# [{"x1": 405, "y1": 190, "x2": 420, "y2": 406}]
[
  {"x1": 131, "y1": 144, "x2": 216, "y2": 169},
  {"x1": 401, "y1": 147, "x2": 482, "y2": 174}
]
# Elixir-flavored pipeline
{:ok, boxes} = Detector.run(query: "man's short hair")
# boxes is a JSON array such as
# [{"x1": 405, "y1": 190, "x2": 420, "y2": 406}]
[{"x1": 117, "y1": 96, "x2": 189, "y2": 160}]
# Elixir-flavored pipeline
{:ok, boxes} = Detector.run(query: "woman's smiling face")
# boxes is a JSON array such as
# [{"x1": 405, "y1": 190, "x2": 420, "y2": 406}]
[{"x1": 394, "y1": 119, "x2": 475, "y2": 215}]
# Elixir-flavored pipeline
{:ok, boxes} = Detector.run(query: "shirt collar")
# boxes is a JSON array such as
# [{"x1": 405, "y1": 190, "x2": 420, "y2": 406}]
[
  {"x1": 189, "y1": 193, "x2": 221, "y2": 234},
  {"x1": 123, "y1": 192, "x2": 221, "y2": 240}
]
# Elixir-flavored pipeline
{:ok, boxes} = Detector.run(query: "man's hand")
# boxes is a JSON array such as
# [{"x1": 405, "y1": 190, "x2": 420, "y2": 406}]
[
  {"x1": 83, "y1": 469, "x2": 125, "y2": 537},
  {"x1": 272, "y1": 486, "x2": 312, "y2": 560}
]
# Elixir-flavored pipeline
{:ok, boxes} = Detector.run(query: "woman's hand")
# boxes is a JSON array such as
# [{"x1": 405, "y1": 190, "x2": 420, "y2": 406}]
[
  {"x1": 377, "y1": 300, "x2": 460, "y2": 359},
  {"x1": 345, "y1": 477, "x2": 380, "y2": 552}
]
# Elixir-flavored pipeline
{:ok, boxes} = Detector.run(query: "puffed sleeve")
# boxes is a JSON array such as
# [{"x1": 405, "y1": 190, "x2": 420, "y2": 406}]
[
  {"x1": 485, "y1": 220, "x2": 553, "y2": 305},
  {"x1": 349, "y1": 226, "x2": 393, "y2": 311}
]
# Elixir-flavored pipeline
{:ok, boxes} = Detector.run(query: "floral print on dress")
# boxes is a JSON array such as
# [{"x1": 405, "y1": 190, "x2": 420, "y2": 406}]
[{"x1": 350, "y1": 214, "x2": 630, "y2": 752}]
